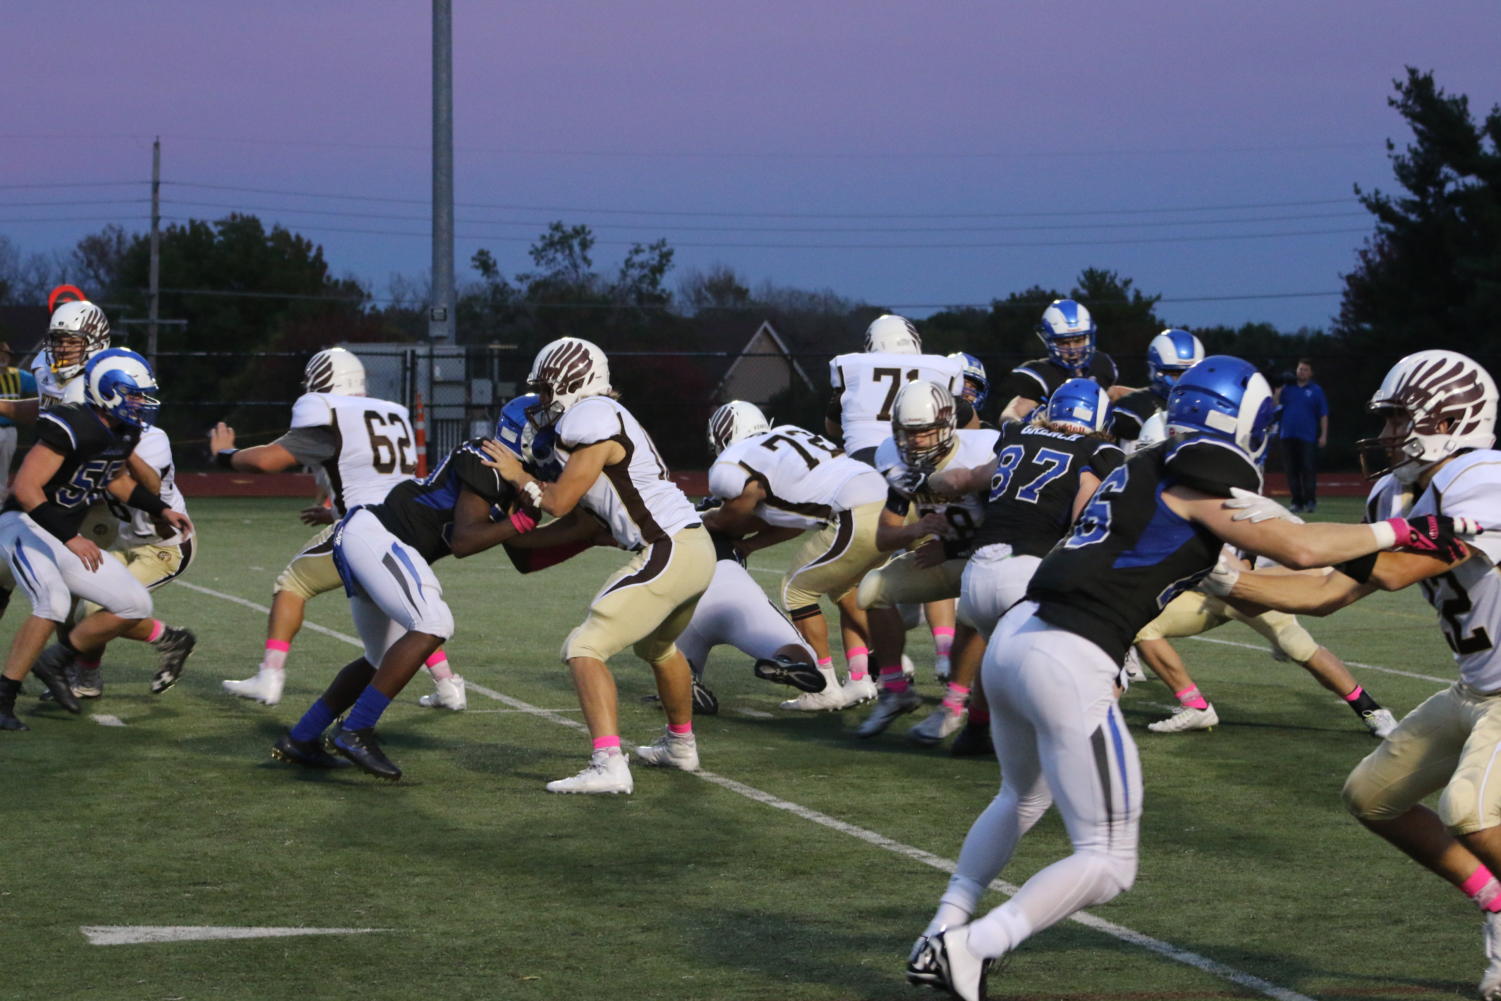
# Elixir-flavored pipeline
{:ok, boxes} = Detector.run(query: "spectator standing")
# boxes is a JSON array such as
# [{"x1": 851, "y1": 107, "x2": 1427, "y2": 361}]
[
  {"x1": 1278, "y1": 358, "x2": 1328, "y2": 512},
  {"x1": 0, "y1": 342, "x2": 38, "y2": 495}
]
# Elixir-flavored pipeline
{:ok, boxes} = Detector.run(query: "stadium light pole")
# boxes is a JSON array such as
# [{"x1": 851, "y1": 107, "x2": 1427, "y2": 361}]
[{"x1": 429, "y1": 0, "x2": 455, "y2": 344}]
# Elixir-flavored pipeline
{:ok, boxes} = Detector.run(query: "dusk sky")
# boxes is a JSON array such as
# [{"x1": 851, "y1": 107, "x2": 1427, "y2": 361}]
[{"x1": 6, "y1": 0, "x2": 1500, "y2": 335}]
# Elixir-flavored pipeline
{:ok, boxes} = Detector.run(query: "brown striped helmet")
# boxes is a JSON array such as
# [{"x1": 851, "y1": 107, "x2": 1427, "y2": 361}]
[
  {"x1": 526, "y1": 337, "x2": 610, "y2": 426},
  {"x1": 46, "y1": 300, "x2": 111, "y2": 381},
  {"x1": 303, "y1": 347, "x2": 366, "y2": 396},
  {"x1": 891, "y1": 380, "x2": 957, "y2": 471},
  {"x1": 1356, "y1": 350, "x2": 1497, "y2": 484},
  {"x1": 706, "y1": 400, "x2": 770, "y2": 455}
]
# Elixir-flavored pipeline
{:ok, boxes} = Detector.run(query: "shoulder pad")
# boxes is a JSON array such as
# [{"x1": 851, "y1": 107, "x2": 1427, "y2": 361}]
[
  {"x1": 873, "y1": 437, "x2": 901, "y2": 474},
  {"x1": 1163, "y1": 436, "x2": 1262, "y2": 497},
  {"x1": 557, "y1": 396, "x2": 619, "y2": 447},
  {"x1": 290, "y1": 393, "x2": 334, "y2": 430}
]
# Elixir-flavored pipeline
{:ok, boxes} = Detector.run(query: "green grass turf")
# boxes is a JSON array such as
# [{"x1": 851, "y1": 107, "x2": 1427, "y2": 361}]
[{"x1": 1, "y1": 496, "x2": 1486, "y2": 1000}]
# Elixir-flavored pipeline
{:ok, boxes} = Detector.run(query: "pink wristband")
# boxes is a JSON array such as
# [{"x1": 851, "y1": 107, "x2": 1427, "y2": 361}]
[{"x1": 509, "y1": 510, "x2": 537, "y2": 534}]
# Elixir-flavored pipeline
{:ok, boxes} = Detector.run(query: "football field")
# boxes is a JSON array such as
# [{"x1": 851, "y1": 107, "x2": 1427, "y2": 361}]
[{"x1": 4, "y1": 496, "x2": 1484, "y2": 1001}]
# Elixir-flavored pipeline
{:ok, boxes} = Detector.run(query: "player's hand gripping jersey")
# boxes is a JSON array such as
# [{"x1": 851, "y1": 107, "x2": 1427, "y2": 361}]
[
  {"x1": 1025, "y1": 434, "x2": 1261, "y2": 664},
  {"x1": 278, "y1": 392, "x2": 417, "y2": 515},
  {"x1": 829, "y1": 352, "x2": 964, "y2": 457},
  {"x1": 1366, "y1": 450, "x2": 1501, "y2": 690},
  {"x1": 708, "y1": 425, "x2": 887, "y2": 530},
  {"x1": 877, "y1": 426, "x2": 1001, "y2": 555},
  {"x1": 554, "y1": 396, "x2": 699, "y2": 550},
  {"x1": 969, "y1": 421, "x2": 1124, "y2": 557}
]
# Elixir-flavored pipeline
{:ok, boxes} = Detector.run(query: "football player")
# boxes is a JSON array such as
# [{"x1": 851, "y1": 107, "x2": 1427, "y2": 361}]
[
  {"x1": 1109, "y1": 328, "x2": 1205, "y2": 451},
  {"x1": 32, "y1": 300, "x2": 111, "y2": 409},
  {"x1": 0, "y1": 350, "x2": 192, "y2": 730},
  {"x1": 210, "y1": 348, "x2": 463, "y2": 711},
  {"x1": 700, "y1": 400, "x2": 890, "y2": 710},
  {"x1": 855, "y1": 380, "x2": 1000, "y2": 738},
  {"x1": 1208, "y1": 350, "x2": 1501, "y2": 999},
  {"x1": 825, "y1": 314, "x2": 964, "y2": 465},
  {"x1": 484, "y1": 337, "x2": 715, "y2": 795},
  {"x1": 272, "y1": 407, "x2": 571, "y2": 779},
  {"x1": 996, "y1": 299, "x2": 1124, "y2": 423},
  {"x1": 910, "y1": 378, "x2": 1124, "y2": 749},
  {"x1": 906, "y1": 355, "x2": 1475, "y2": 1000}
]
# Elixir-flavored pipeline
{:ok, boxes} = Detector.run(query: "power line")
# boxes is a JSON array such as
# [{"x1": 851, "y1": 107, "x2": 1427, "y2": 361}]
[
  {"x1": 0, "y1": 181, "x2": 143, "y2": 191},
  {"x1": 165, "y1": 180, "x2": 1359, "y2": 220},
  {"x1": 0, "y1": 198, "x2": 149, "y2": 208}
]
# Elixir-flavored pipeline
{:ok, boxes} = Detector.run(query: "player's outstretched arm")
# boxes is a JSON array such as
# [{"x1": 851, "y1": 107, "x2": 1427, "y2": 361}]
[
  {"x1": 480, "y1": 437, "x2": 620, "y2": 519},
  {"x1": 998, "y1": 395, "x2": 1038, "y2": 423},
  {"x1": 875, "y1": 505, "x2": 950, "y2": 553},
  {"x1": 927, "y1": 457, "x2": 997, "y2": 497},
  {"x1": 449, "y1": 487, "x2": 528, "y2": 559},
  {"x1": 209, "y1": 421, "x2": 301, "y2": 474},
  {"x1": 0, "y1": 398, "x2": 40, "y2": 424},
  {"x1": 701, "y1": 481, "x2": 766, "y2": 538}
]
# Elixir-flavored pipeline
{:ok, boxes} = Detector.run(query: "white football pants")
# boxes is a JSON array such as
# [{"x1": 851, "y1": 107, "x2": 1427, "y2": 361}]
[
  {"x1": 333, "y1": 509, "x2": 454, "y2": 665},
  {"x1": 676, "y1": 559, "x2": 813, "y2": 675},
  {"x1": 0, "y1": 510, "x2": 151, "y2": 622}
]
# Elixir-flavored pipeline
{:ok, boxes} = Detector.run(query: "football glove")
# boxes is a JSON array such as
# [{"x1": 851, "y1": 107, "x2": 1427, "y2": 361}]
[
  {"x1": 887, "y1": 466, "x2": 929, "y2": 496},
  {"x1": 1383, "y1": 515, "x2": 1483, "y2": 562},
  {"x1": 1200, "y1": 550, "x2": 1242, "y2": 598},
  {"x1": 1225, "y1": 486, "x2": 1303, "y2": 525}
]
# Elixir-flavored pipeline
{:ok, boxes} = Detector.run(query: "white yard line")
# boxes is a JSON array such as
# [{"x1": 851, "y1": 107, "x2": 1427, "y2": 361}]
[
  {"x1": 185, "y1": 580, "x2": 1314, "y2": 1000},
  {"x1": 82, "y1": 926, "x2": 384, "y2": 946}
]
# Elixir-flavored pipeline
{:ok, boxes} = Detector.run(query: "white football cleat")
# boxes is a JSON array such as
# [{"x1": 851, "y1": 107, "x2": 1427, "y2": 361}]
[
  {"x1": 1361, "y1": 707, "x2": 1397, "y2": 739},
  {"x1": 856, "y1": 687, "x2": 922, "y2": 738},
  {"x1": 1147, "y1": 703, "x2": 1219, "y2": 734},
  {"x1": 546, "y1": 750, "x2": 633, "y2": 794},
  {"x1": 934, "y1": 653, "x2": 952, "y2": 683},
  {"x1": 779, "y1": 687, "x2": 849, "y2": 712},
  {"x1": 222, "y1": 667, "x2": 285, "y2": 706},
  {"x1": 909, "y1": 705, "x2": 965, "y2": 746},
  {"x1": 1483, "y1": 910, "x2": 1501, "y2": 1000},
  {"x1": 901, "y1": 654, "x2": 916, "y2": 683},
  {"x1": 906, "y1": 925, "x2": 993, "y2": 1001},
  {"x1": 418, "y1": 674, "x2": 467, "y2": 710},
  {"x1": 840, "y1": 675, "x2": 879, "y2": 707},
  {"x1": 1121, "y1": 647, "x2": 1147, "y2": 683},
  {"x1": 634, "y1": 728, "x2": 700, "y2": 771}
]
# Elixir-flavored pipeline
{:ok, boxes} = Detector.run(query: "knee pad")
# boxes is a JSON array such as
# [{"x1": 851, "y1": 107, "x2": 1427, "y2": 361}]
[
  {"x1": 1269, "y1": 618, "x2": 1319, "y2": 663},
  {"x1": 789, "y1": 604, "x2": 822, "y2": 622},
  {"x1": 1340, "y1": 761, "x2": 1399, "y2": 822}
]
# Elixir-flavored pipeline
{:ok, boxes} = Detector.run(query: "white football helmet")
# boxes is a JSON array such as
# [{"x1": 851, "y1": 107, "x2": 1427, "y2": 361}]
[
  {"x1": 526, "y1": 337, "x2": 611, "y2": 427},
  {"x1": 707, "y1": 400, "x2": 771, "y2": 455},
  {"x1": 85, "y1": 348, "x2": 160, "y2": 429},
  {"x1": 863, "y1": 314, "x2": 922, "y2": 354},
  {"x1": 891, "y1": 380, "x2": 957, "y2": 470},
  {"x1": 303, "y1": 347, "x2": 367, "y2": 396},
  {"x1": 46, "y1": 300, "x2": 111, "y2": 381},
  {"x1": 1356, "y1": 350, "x2": 1498, "y2": 484}
]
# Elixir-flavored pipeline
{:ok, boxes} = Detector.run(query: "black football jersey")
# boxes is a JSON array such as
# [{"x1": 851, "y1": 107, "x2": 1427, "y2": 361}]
[
  {"x1": 1024, "y1": 435, "x2": 1261, "y2": 663},
  {"x1": 370, "y1": 439, "x2": 517, "y2": 563},
  {"x1": 998, "y1": 353, "x2": 1118, "y2": 404},
  {"x1": 1108, "y1": 387, "x2": 1163, "y2": 442},
  {"x1": 970, "y1": 422, "x2": 1124, "y2": 557},
  {"x1": 2, "y1": 404, "x2": 141, "y2": 535}
]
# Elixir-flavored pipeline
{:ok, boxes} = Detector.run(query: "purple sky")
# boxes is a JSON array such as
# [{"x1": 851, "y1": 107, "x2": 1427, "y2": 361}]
[{"x1": 6, "y1": 0, "x2": 1500, "y2": 334}]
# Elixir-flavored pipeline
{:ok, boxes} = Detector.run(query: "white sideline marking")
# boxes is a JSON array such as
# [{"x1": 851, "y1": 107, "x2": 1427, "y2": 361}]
[
  {"x1": 90, "y1": 714, "x2": 126, "y2": 727},
  {"x1": 81, "y1": 925, "x2": 384, "y2": 946},
  {"x1": 1185, "y1": 633, "x2": 1450, "y2": 684},
  {"x1": 188, "y1": 581, "x2": 1314, "y2": 1000}
]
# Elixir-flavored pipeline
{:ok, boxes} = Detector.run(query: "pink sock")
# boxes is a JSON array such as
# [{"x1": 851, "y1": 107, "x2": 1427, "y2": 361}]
[
  {"x1": 845, "y1": 647, "x2": 869, "y2": 681},
  {"x1": 668, "y1": 722, "x2": 692, "y2": 737},
  {"x1": 592, "y1": 735, "x2": 622, "y2": 755},
  {"x1": 942, "y1": 683, "x2": 970, "y2": 714},
  {"x1": 1462, "y1": 866, "x2": 1501, "y2": 912},
  {"x1": 425, "y1": 650, "x2": 454, "y2": 681},
  {"x1": 145, "y1": 619, "x2": 166, "y2": 644},
  {"x1": 932, "y1": 627, "x2": 955, "y2": 658},
  {"x1": 879, "y1": 665, "x2": 910, "y2": 693},
  {"x1": 1342, "y1": 685, "x2": 1364, "y2": 703},
  {"x1": 1176, "y1": 686, "x2": 1209, "y2": 711},
  {"x1": 262, "y1": 639, "x2": 290, "y2": 673}
]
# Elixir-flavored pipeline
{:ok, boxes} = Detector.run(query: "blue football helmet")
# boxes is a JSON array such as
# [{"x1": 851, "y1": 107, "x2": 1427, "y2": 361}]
[
  {"x1": 1044, "y1": 377, "x2": 1110, "y2": 433},
  {"x1": 1146, "y1": 329, "x2": 1206, "y2": 399},
  {"x1": 495, "y1": 393, "x2": 561, "y2": 479},
  {"x1": 948, "y1": 352, "x2": 989, "y2": 409},
  {"x1": 1165, "y1": 356, "x2": 1276, "y2": 462},
  {"x1": 84, "y1": 348, "x2": 159, "y2": 429},
  {"x1": 1036, "y1": 299, "x2": 1097, "y2": 374}
]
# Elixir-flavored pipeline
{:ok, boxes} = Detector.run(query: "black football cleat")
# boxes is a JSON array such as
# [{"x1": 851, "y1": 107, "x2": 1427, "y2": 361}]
[
  {"x1": 271, "y1": 731, "x2": 351, "y2": 769},
  {"x1": 691, "y1": 678, "x2": 719, "y2": 716},
  {"x1": 150, "y1": 627, "x2": 196, "y2": 694},
  {"x1": 753, "y1": 655, "x2": 827, "y2": 693},
  {"x1": 330, "y1": 727, "x2": 402, "y2": 780},
  {"x1": 949, "y1": 722, "x2": 995, "y2": 758},
  {"x1": 0, "y1": 708, "x2": 29, "y2": 731},
  {"x1": 31, "y1": 646, "x2": 81, "y2": 714}
]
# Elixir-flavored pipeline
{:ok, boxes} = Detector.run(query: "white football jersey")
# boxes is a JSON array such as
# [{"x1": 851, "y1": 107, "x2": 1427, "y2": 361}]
[
  {"x1": 117, "y1": 426, "x2": 189, "y2": 547},
  {"x1": 289, "y1": 393, "x2": 416, "y2": 514},
  {"x1": 708, "y1": 424, "x2": 887, "y2": 531},
  {"x1": 829, "y1": 351, "x2": 964, "y2": 457},
  {"x1": 555, "y1": 395, "x2": 698, "y2": 550},
  {"x1": 1369, "y1": 450, "x2": 1501, "y2": 691},
  {"x1": 876, "y1": 427, "x2": 1001, "y2": 551},
  {"x1": 31, "y1": 356, "x2": 84, "y2": 410}
]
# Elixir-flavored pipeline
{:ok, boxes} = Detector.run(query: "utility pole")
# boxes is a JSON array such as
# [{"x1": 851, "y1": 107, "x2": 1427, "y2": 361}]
[
  {"x1": 148, "y1": 137, "x2": 161, "y2": 365},
  {"x1": 429, "y1": 0, "x2": 455, "y2": 343}
]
